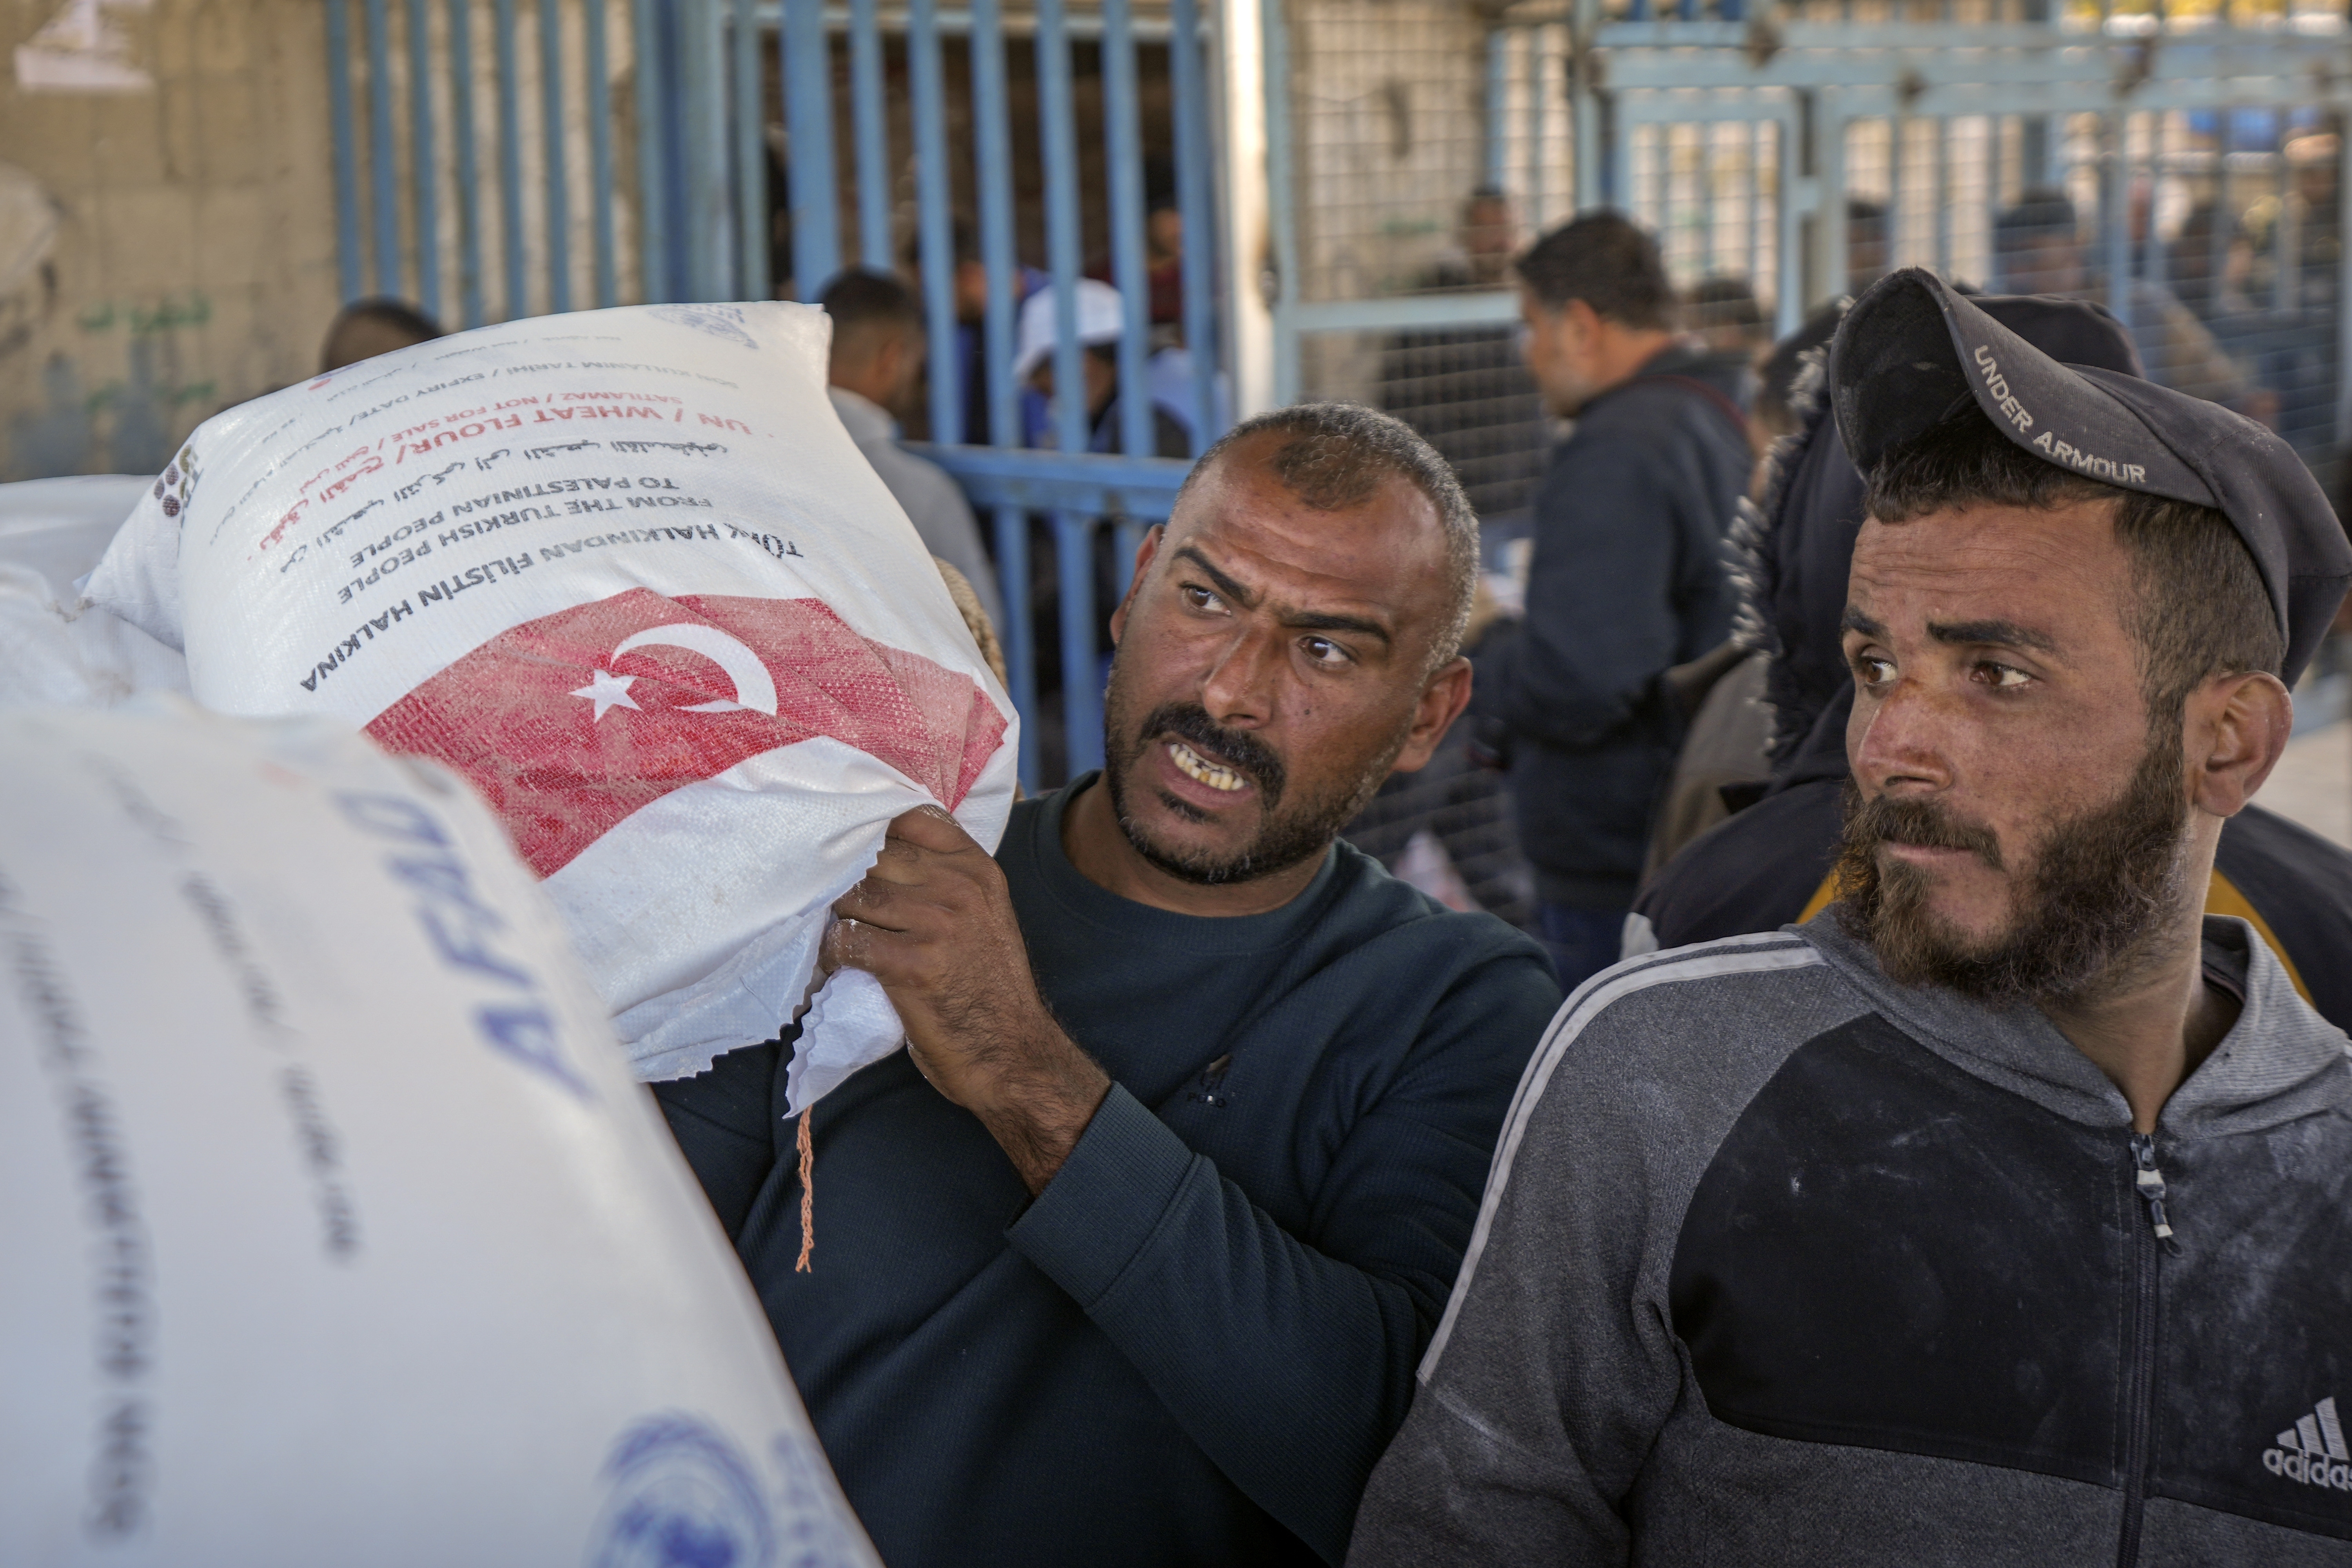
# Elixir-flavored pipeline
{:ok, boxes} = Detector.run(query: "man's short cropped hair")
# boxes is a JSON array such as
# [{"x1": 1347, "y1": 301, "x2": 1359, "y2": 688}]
[
  {"x1": 903, "y1": 216, "x2": 984, "y2": 272},
  {"x1": 334, "y1": 297, "x2": 443, "y2": 342},
  {"x1": 1846, "y1": 198, "x2": 1889, "y2": 245},
  {"x1": 819, "y1": 268, "x2": 926, "y2": 356},
  {"x1": 319, "y1": 297, "x2": 445, "y2": 372},
  {"x1": 1685, "y1": 274, "x2": 1764, "y2": 334},
  {"x1": 1174, "y1": 403, "x2": 1481, "y2": 670},
  {"x1": 1514, "y1": 211, "x2": 1676, "y2": 330},
  {"x1": 1995, "y1": 188, "x2": 2080, "y2": 254},
  {"x1": 1864, "y1": 404, "x2": 2283, "y2": 720}
]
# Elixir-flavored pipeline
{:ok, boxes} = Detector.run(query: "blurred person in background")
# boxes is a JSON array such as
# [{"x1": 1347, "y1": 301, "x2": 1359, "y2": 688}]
[
  {"x1": 905, "y1": 217, "x2": 1049, "y2": 446},
  {"x1": 2170, "y1": 201, "x2": 2262, "y2": 327},
  {"x1": 1376, "y1": 187, "x2": 1550, "y2": 523},
  {"x1": 1471, "y1": 211, "x2": 1751, "y2": 988},
  {"x1": 1995, "y1": 188, "x2": 2271, "y2": 421},
  {"x1": 319, "y1": 298, "x2": 441, "y2": 373},
  {"x1": 1091, "y1": 157, "x2": 1187, "y2": 331},
  {"x1": 2170, "y1": 198, "x2": 2332, "y2": 459},
  {"x1": 1014, "y1": 278, "x2": 1193, "y2": 459},
  {"x1": 1430, "y1": 185, "x2": 1522, "y2": 292},
  {"x1": 1685, "y1": 274, "x2": 1769, "y2": 357},
  {"x1": 2284, "y1": 129, "x2": 2342, "y2": 319},
  {"x1": 820, "y1": 268, "x2": 1003, "y2": 629},
  {"x1": 1683, "y1": 275, "x2": 1769, "y2": 432},
  {"x1": 1846, "y1": 197, "x2": 1891, "y2": 295},
  {"x1": 1091, "y1": 159, "x2": 1231, "y2": 452}
]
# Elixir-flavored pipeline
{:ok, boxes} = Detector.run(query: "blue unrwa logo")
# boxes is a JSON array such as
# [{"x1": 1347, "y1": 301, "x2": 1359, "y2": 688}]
[{"x1": 587, "y1": 1414, "x2": 775, "y2": 1568}]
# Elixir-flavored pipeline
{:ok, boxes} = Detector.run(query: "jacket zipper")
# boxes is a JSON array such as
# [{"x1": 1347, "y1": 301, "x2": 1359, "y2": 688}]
[{"x1": 2116, "y1": 1133, "x2": 2181, "y2": 1568}]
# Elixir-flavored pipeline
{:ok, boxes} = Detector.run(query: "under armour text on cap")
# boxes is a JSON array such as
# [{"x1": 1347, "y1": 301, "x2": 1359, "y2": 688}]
[{"x1": 1829, "y1": 266, "x2": 2352, "y2": 685}]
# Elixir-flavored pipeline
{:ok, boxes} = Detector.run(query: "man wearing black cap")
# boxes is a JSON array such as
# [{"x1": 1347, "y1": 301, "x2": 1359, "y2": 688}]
[
  {"x1": 1346, "y1": 267, "x2": 2352, "y2": 1566},
  {"x1": 1631, "y1": 292, "x2": 2352, "y2": 1031}
]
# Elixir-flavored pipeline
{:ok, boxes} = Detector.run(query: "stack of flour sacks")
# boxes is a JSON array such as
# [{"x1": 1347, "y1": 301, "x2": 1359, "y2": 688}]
[{"x1": 0, "y1": 301, "x2": 1021, "y2": 1561}]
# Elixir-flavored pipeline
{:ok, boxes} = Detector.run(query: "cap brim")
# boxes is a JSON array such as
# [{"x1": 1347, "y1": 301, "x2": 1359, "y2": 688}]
[{"x1": 1828, "y1": 269, "x2": 2212, "y2": 506}]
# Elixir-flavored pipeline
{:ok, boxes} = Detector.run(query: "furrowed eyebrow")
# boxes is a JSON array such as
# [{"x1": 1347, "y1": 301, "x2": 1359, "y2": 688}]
[
  {"x1": 1172, "y1": 545, "x2": 1257, "y2": 610},
  {"x1": 1286, "y1": 610, "x2": 1392, "y2": 645},
  {"x1": 1926, "y1": 618, "x2": 2058, "y2": 654},
  {"x1": 1840, "y1": 606, "x2": 1885, "y2": 639},
  {"x1": 1172, "y1": 543, "x2": 1393, "y2": 646}
]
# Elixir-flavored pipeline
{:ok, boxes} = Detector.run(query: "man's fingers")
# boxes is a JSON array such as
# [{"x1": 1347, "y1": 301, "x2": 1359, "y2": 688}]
[
  {"x1": 853, "y1": 843, "x2": 926, "y2": 889},
  {"x1": 860, "y1": 807, "x2": 975, "y2": 887},
  {"x1": 833, "y1": 875, "x2": 964, "y2": 946},
  {"x1": 833, "y1": 877, "x2": 919, "y2": 928},
  {"x1": 885, "y1": 804, "x2": 978, "y2": 856},
  {"x1": 820, "y1": 913, "x2": 911, "y2": 977}
]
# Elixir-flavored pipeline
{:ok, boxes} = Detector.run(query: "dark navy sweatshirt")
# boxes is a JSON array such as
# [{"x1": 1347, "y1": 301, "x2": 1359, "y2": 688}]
[{"x1": 654, "y1": 776, "x2": 1561, "y2": 1567}]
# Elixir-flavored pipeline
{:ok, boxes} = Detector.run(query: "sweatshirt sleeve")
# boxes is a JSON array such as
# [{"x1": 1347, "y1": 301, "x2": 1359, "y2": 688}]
[
  {"x1": 1343, "y1": 995, "x2": 1706, "y2": 1566},
  {"x1": 1468, "y1": 430, "x2": 1700, "y2": 751},
  {"x1": 1004, "y1": 946, "x2": 1561, "y2": 1565}
]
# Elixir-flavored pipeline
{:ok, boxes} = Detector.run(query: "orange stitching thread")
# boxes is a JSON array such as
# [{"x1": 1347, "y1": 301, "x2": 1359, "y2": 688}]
[{"x1": 795, "y1": 1104, "x2": 816, "y2": 1273}]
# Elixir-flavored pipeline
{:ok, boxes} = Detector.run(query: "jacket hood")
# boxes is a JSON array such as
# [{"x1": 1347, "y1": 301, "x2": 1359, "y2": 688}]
[
  {"x1": 1733, "y1": 291, "x2": 2143, "y2": 774},
  {"x1": 1797, "y1": 909, "x2": 2350, "y2": 1139},
  {"x1": 1762, "y1": 682, "x2": 1853, "y2": 799}
]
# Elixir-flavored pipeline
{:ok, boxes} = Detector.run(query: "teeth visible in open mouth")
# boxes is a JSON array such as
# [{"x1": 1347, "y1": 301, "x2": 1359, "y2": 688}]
[{"x1": 1167, "y1": 739, "x2": 1247, "y2": 792}]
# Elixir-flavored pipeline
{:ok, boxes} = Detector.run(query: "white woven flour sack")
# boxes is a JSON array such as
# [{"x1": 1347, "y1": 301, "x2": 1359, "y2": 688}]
[
  {"x1": 84, "y1": 303, "x2": 1018, "y2": 1101},
  {"x1": 0, "y1": 701, "x2": 880, "y2": 1568},
  {"x1": 0, "y1": 475, "x2": 190, "y2": 710}
]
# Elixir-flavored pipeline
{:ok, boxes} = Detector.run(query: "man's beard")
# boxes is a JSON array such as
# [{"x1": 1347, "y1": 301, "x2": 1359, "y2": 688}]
[
  {"x1": 1098, "y1": 654, "x2": 1407, "y2": 887},
  {"x1": 1833, "y1": 723, "x2": 2193, "y2": 1007}
]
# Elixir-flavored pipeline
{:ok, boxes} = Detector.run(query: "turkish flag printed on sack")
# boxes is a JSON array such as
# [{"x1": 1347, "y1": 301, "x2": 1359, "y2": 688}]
[{"x1": 368, "y1": 587, "x2": 1007, "y2": 877}]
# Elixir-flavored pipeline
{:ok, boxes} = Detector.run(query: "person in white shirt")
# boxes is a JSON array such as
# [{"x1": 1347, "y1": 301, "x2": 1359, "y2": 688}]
[{"x1": 820, "y1": 269, "x2": 1004, "y2": 629}]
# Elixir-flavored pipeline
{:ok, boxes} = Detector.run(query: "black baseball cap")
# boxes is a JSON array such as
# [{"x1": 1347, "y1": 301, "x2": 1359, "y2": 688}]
[{"x1": 1829, "y1": 267, "x2": 2352, "y2": 684}]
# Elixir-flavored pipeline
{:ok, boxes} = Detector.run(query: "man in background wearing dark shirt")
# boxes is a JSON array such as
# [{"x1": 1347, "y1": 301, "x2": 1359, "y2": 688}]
[
  {"x1": 655, "y1": 405, "x2": 1561, "y2": 1568},
  {"x1": 1470, "y1": 211, "x2": 1750, "y2": 988}
]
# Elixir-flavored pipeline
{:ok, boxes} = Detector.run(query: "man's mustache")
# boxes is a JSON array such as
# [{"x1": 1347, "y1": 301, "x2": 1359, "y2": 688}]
[
  {"x1": 1851, "y1": 791, "x2": 2005, "y2": 871},
  {"x1": 1132, "y1": 702, "x2": 1287, "y2": 807}
]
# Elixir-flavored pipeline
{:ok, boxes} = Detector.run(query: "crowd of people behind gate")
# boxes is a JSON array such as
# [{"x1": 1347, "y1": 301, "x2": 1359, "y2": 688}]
[{"x1": 285, "y1": 169, "x2": 2352, "y2": 1566}]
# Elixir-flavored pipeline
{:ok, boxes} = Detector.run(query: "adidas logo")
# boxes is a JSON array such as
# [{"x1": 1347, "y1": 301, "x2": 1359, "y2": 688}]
[{"x1": 2263, "y1": 1397, "x2": 2352, "y2": 1490}]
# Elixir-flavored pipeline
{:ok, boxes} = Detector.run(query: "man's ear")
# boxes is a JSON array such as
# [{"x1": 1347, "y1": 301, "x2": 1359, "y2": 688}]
[
  {"x1": 1107, "y1": 524, "x2": 1165, "y2": 646},
  {"x1": 2188, "y1": 669, "x2": 2294, "y2": 819},
  {"x1": 1390, "y1": 656, "x2": 1475, "y2": 775},
  {"x1": 1562, "y1": 296, "x2": 1605, "y2": 348}
]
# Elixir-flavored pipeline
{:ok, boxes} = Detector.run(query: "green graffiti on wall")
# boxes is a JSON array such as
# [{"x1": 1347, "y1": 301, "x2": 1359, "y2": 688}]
[{"x1": 76, "y1": 293, "x2": 214, "y2": 336}]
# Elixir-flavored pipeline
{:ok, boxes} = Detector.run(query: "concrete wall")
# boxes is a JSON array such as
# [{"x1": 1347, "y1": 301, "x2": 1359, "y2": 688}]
[
  {"x1": 1, "y1": 0, "x2": 339, "y2": 481},
  {"x1": 1288, "y1": 0, "x2": 1490, "y2": 306}
]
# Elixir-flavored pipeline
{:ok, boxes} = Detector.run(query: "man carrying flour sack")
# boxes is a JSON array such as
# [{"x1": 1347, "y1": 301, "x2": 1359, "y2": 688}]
[
  {"x1": 656, "y1": 404, "x2": 1561, "y2": 1568},
  {"x1": 1346, "y1": 269, "x2": 2352, "y2": 1566}
]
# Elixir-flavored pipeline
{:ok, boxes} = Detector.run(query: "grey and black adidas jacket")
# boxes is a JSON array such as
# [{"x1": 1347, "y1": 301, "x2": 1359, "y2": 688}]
[{"x1": 1346, "y1": 914, "x2": 2352, "y2": 1565}]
